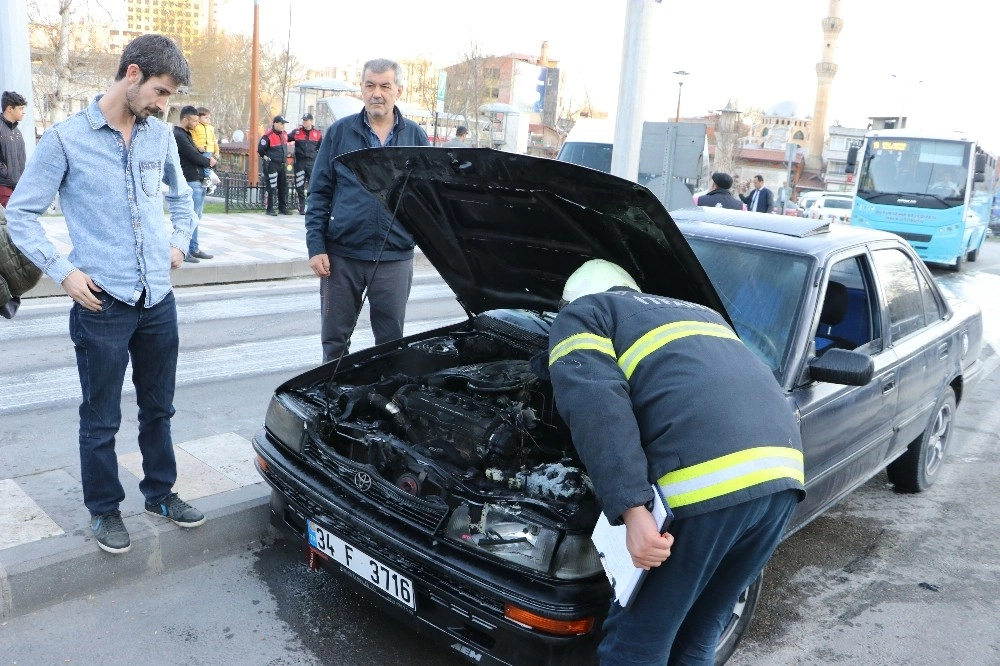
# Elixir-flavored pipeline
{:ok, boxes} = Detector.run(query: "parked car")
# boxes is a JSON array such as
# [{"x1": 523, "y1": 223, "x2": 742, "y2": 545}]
[
  {"x1": 806, "y1": 193, "x2": 854, "y2": 223},
  {"x1": 252, "y1": 148, "x2": 984, "y2": 666},
  {"x1": 795, "y1": 190, "x2": 825, "y2": 214}
]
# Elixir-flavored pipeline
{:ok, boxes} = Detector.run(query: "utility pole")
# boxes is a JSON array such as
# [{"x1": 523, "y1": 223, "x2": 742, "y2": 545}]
[
  {"x1": 0, "y1": 0, "x2": 38, "y2": 160},
  {"x1": 611, "y1": 0, "x2": 660, "y2": 181},
  {"x1": 248, "y1": 0, "x2": 260, "y2": 185}
]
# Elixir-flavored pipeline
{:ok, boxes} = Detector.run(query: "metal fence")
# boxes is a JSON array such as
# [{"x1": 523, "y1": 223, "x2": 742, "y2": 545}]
[{"x1": 218, "y1": 171, "x2": 301, "y2": 213}]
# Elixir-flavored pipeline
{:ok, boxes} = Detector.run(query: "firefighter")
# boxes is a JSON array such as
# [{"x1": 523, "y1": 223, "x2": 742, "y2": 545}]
[
  {"x1": 288, "y1": 113, "x2": 322, "y2": 214},
  {"x1": 546, "y1": 259, "x2": 805, "y2": 666},
  {"x1": 258, "y1": 115, "x2": 293, "y2": 216}
]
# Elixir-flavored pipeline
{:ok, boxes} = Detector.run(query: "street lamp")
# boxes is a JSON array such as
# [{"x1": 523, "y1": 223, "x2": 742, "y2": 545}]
[
  {"x1": 890, "y1": 74, "x2": 923, "y2": 129},
  {"x1": 673, "y1": 70, "x2": 689, "y2": 123}
]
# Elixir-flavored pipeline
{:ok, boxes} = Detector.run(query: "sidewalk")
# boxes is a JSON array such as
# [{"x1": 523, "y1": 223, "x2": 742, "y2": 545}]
[{"x1": 2, "y1": 209, "x2": 431, "y2": 621}]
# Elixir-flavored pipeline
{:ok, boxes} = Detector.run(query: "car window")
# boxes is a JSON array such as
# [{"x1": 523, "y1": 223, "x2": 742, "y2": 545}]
[
  {"x1": 872, "y1": 248, "x2": 928, "y2": 340},
  {"x1": 815, "y1": 256, "x2": 880, "y2": 355},
  {"x1": 917, "y1": 268, "x2": 944, "y2": 323},
  {"x1": 820, "y1": 198, "x2": 852, "y2": 209},
  {"x1": 686, "y1": 238, "x2": 811, "y2": 379}
]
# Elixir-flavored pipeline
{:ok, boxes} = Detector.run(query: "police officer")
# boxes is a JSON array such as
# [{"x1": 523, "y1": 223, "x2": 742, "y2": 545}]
[
  {"x1": 547, "y1": 259, "x2": 805, "y2": 666},
  {"x1": 258, "y1": 115, "x2": 293, "y2": 216},
  {"x1": 288, "y1": 113, "x2": 322, "y2": 214}
]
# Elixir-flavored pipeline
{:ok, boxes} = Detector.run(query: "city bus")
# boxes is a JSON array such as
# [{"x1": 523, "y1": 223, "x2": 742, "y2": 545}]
[{"x1": 846, "y1": 129, "x2": 997, "y2": 271}]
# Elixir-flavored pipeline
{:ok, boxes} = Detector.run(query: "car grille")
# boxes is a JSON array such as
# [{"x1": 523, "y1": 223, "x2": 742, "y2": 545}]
[
  {"x1": 303, "y1": 440, "x2": 450, "y2": 533},
  {"x1": 260, "y1": 459, "x2": 506, "y2": 616}
]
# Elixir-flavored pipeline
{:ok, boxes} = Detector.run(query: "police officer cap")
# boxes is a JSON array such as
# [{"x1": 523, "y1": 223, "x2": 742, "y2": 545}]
[
  {"x1": 711, "y1": 172, "x2": 733, "y2": 190},
  {"x1": 302, "y1": 113, "x2": 313, "y2": 120},
  {"x1": 273, "y1": 115, "x2": 288, "y2": 124}
]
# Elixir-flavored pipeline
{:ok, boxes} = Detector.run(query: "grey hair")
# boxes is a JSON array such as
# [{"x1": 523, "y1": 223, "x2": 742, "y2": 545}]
[{"x1": 363, "y1": 58, "x2": 404, "y2": 87}]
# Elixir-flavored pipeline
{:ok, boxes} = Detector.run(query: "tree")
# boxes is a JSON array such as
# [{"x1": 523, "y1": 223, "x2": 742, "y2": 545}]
[
  {"x1": 28, "y1": 0, "x2": 116, "y2": 127},
  {"x1": 442, "y1": 43, "x2": 502, "y2": 148},
  {"x1": 185, "y1": 31, "x2": 253, "y2": 140}
]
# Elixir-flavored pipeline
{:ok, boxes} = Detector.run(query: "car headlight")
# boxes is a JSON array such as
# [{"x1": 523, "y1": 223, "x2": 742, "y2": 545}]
[
  {"x1": 445, "y1": 503, "x2": 603, "y2": 579},
  {"x1": 264, "y1": 394, "x2": 309, "y2": 454}
]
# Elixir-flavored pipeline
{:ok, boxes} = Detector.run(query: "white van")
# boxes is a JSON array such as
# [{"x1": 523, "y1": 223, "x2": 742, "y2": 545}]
[{"x1": 556, "y1": 119, "x2": 615, "y2": 173}]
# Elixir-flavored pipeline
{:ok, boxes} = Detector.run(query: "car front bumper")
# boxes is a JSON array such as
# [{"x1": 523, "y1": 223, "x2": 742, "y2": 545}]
[{"x1": 252, "y1": 429, "x2": 606, "y2": 666}]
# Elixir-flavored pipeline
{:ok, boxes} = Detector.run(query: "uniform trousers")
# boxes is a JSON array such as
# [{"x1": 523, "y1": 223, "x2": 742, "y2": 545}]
[{"x1": 598, "y1": 489, "x2": 799, "y2": 666}]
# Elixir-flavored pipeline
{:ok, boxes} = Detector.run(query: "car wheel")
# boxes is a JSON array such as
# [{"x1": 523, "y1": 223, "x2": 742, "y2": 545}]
[
  {"x1": 714, "y1": 571, "x2": 762, "y2": 665},
  {"x1": 886, "y1": 386, "x2": 956, "y2": 492}
]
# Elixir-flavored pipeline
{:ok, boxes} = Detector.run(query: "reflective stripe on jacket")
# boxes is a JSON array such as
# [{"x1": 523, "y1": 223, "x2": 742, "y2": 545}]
[{"x1": 547, "y1": 288, "x2": 804, "y2": 524}]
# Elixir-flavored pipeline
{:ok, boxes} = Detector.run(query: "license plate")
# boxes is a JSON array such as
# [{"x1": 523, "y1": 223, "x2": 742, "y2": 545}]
[{"x1": 307, "y1": 519, "x2": 415, "y2": 611}]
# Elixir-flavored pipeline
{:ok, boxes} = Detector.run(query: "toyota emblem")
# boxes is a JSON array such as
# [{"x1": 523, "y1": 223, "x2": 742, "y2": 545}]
[{"x1": 354, "y1": 472, "x2": 373, "y2": 492}]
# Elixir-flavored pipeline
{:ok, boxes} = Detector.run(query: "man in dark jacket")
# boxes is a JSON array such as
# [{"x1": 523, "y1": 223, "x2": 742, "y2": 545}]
[
  {"x1": 696, "y1": 172, "x2": 744, "y2": 209},
  {"x1": 259, "y1": 115, "x2": 293, "y2": 216},
  {"x1": 174, "y1": 106, "x2": 215, "y2": 262},
  {"x1": 548, "y1": 259, "x2": 804, "y2": 666},
  {"x1": 305, "y1": 57, "x2": 430, "y2": 363},
  {"x1": 0, "y1": 91, "x2": 28, "y2": 207},
  {"x1": 740, "y1": 174, "x2": 774, "y2": 213},
  {"x1": 289, "y1": 113, "x2": 322, "y2": 214}
]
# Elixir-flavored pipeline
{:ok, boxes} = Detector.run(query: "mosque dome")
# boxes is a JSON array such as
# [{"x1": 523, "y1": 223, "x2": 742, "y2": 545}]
[{"x1": 766, "y1": 100, "x2": 802, "y2": 118}]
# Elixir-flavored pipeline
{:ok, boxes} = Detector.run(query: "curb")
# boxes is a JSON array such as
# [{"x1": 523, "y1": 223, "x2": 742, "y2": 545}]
[{"x1": 0, "y1": 484, "x2": 273, "y2": 621}]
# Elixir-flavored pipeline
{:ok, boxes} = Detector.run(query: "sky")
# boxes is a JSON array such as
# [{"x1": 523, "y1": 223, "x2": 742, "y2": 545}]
[{"x1": 220, "y1": 1, "x2": 999, "y2": 148}]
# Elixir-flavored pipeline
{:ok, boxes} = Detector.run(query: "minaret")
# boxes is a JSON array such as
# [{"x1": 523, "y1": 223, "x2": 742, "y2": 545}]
[{"x1": 807, "y1": 0, "x2": 842, "y2": 172}]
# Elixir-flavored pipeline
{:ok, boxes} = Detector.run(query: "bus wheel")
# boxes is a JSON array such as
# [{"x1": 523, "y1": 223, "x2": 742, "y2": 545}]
[
  {"x1": 967, "y1": 246, "x2": 980, "y2": 262},
  {"x1": 949, "y1": 252, "x2": 966, "y2": 272}
]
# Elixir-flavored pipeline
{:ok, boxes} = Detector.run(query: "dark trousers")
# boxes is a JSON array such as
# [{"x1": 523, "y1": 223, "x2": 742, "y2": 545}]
[
  {"x1": 263, "y1": 164, "x2": 288, "y2": 212},
  {"x1": 598, "y1": 489, "x2": 799, "y2": 666},
  {"x1": 320, "y1": 255, "x2": 413, "y2": 363},
  {"x1": 69, "y1": 291, "x2": 179, "y2": 515},
  {"x1": 294, "y1": 161, "x2": 313, "y2": 213}
]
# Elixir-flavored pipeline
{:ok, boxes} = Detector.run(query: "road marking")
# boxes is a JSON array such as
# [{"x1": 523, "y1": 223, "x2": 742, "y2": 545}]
[
  {"x1": 0, "y1": 479, "x2": 65, "y2": 551},
  {"x1": 0, "y1": 316, "x2": 461, "y2": 413}
]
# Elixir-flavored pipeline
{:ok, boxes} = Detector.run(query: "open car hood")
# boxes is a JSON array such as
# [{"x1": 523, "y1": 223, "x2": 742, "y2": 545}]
[{"x1": 338, "y1": 147, "x2": 730, "y2": 323}]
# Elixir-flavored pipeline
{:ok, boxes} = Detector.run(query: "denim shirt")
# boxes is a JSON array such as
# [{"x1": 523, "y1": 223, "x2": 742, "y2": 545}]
[{"x1": 5, "y1": 96, "x2": 195, "y2": 307}]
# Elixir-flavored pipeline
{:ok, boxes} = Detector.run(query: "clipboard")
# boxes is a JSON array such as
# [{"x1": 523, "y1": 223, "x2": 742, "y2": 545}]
[{"x1": 590, "y1": 484, "x2": 673, "y2": 608}]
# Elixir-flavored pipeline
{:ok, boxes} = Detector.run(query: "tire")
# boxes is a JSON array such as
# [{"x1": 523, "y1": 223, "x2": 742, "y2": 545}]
[
  {"x1": 714, "y1": 571, "x2": 763, "y2": 665},
  {"x1": 967, "y1": 245, "x2": 980, "y2": 262},
  {"x1": 948, "y1": 252, "x2": 966, "y2": 272},
  {"x1": 886, "y1": 386, "x2": 956, "y2": 492}
]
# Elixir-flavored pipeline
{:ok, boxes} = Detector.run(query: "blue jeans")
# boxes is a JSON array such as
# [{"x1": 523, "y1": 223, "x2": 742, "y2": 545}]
[
  {"x1": 69, "y1": 290, "x2": 179, "y2": 515},
  {"x1": 187, "y1": 180, "x2": 205, "y2": 254},
  {"x1": 598, "y1": 490, "x2": 799, "y2": 666}
]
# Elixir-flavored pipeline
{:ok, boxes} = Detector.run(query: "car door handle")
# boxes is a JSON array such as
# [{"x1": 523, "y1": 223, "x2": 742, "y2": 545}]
[
  {"x1": 881, "y1": 372, "x2": 896, "y2": 394},
  {"x1": 938, "y1": 342, "x2": 950, "y2": 360}
]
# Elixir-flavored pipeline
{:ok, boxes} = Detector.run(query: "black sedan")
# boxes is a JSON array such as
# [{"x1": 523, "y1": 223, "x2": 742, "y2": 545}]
[{"x1": 252, "y1": 148, "x2": 983, "y2": 665}]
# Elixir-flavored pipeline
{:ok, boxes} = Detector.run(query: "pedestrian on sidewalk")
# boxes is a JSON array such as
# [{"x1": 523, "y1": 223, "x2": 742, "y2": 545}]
[
  {"x1": 174, "y1": 105, "x2": 215, "y2": 263},
  {"x1": 258, "y1": 115, "x2": 294, "y2": 216},
  {"x1": 5, "y1": 33, "x2": 207, "y2": 555},
  {"x1": 305, "y1": 57, "x2": 430, "y2": 363},
  {"x1": 289, "y1": 112, "x2": 322, "y2": 214},
  {"x1": 192, "y1": 106, "x2": 220, "y2": 194},
  {"x1": 740, "y1": 174, "x2": 774, "y2": 213},
  {"x1": 0, "y1": 90, "x2": 28, "y2": 207},
  {"x1": 442, "y1": 125, "x2": 469, "y2": 147},
  {"x1": 696, "y1": 172, "x2": 744, "y2": 210}
]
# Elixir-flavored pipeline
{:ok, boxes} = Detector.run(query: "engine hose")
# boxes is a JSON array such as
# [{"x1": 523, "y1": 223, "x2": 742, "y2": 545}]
[{"x1": 367, "y1": 391, "x2": 415, "y2": 440}]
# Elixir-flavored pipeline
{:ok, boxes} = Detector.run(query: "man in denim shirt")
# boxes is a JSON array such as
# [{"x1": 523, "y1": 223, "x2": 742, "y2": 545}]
[{"x1": 6, "y1": 34, "x2": 207, "y2": 554}]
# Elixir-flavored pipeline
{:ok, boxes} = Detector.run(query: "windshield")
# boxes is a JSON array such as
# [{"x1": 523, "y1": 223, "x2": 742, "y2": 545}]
[
  {"x1": 856, "y1": 137, "x2": 971, "y2": 203},
  {"x1": 686, "y1": 238, "x2": 811, "y2": 381},
  {"x1": 556, "y1": 141, "x2": 612, "y2": 173}
]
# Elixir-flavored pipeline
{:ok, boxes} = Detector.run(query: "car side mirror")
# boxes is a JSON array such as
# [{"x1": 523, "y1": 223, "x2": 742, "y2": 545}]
[{"x1": 808, "y1": 348, "x2": 874, "y2": 386}]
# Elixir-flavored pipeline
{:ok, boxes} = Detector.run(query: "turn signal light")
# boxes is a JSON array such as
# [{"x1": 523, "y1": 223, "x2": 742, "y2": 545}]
[
  {"x1": 503, "y1": 603, "x2": 595, "y2": 635},
  {"x1": 255, "y1": 455, "x2": 269, "y2": 473}
]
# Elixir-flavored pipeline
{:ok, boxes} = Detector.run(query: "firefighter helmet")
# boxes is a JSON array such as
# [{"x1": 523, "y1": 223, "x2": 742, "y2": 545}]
[{"x1": 561, "y1": 259, "x2": 639, "y2": 306}]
